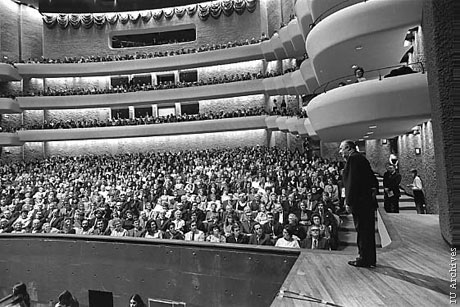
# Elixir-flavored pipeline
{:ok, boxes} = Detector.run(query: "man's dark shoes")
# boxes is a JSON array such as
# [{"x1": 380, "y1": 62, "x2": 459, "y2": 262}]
[{"x1": 348, "y1": 259, "x2": 376, "y2": 268}]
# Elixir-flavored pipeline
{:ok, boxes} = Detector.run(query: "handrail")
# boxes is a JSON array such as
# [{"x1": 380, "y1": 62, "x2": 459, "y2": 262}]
[
  {"x1": 309, "y1": 0, "x2": 367, "y2": 29},
  {"x1": 312, "y1": 61, "x2": 425, "y2": 95}
]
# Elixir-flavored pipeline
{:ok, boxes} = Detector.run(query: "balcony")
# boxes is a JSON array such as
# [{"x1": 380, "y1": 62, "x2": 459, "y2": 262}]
[
  {"x1": 0, "y1": 115, "x2": 317, "y2": 145},
  {"x1": 12, "y1": 18, "x2": 308, "y2": 79},
  {"x1": 0, "y1": 63, "x2": 21, "y2": 81},
  {"x1": 306, "y1": 72, "x2": 431, "y2": 142},
  {"x1": 306, "y1": 0, "x2": 423, "y2": 86}
]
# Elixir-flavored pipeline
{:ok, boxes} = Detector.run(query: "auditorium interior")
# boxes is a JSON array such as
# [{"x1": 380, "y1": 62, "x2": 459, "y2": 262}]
[{"x1": 0, "y1": 0, "x2": 455, "y2": 306}]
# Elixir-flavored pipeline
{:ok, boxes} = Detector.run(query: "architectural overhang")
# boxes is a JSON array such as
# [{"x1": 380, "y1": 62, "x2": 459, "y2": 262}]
[
  {"x1": 1, "y1": 116, "x2": 267, "y2": 145},
  {"x1": 16, "y1": 44, "x2": 263, "y2": 78},
  {"x1": 17, "y1": 80, "x2": 266, "y2": 110},
  {"x1": 306, "y1": 0, "x2": 423, "y2": 86},
  {"x1": 306, "y1": 73, "x2": 431, "y2": 142},
  {"x1": 0, "y1": 63, "x2": 21, "y2": 81}
]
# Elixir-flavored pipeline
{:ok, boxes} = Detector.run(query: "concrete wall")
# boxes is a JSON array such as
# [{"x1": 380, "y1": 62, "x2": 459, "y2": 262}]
[
  {"x1": 0, "y1": 0, "x2": 20, "y2": 62},
  {"x1": 20, "y1": 4, "x2": 43, "y2": 61},
  {"x1": 199, "y1": 94, "x2": 265, "y2": 114},
  {"x1": 266, "y1": 0, "x2": 282, "y2": 36},
  {"x1": 365, "y1": 121, "x2": 437, "y2": 213},
  {"x1": 40, "y1": 129, "x2": 267, "y2": 159},
  {"x1": 396, "y1": 121, "x2": 437, "y2": 213},
  {"x1": 320, "y1": 141, "x2": 341, "y2": 161},
  {"x1": 422, "y1": 0, "x2": 455, "y2": 244},
  {"x1": 43, "y1": 4, "x2": 264, "y2": 59},
  {"x1": 366, "y1": 139, "x2": 393, "y2": 175},
  {"x1": 0, "y1": 235, "x2": 299, "y2": 307},
  {"x1": 0, "y1": 1, "x2": 42, "y2": 62},
  {"x1": 197, "y1": 60, "x2": 264, "y2": 80},
  {"x1": 281, "y1": 0, "x2": 296, "y2": 23}
]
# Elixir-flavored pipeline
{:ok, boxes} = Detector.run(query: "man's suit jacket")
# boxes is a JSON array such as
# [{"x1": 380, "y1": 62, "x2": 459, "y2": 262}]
[
  {"x1": 342, "y1": 151, "x2": 378, "y2": 212},
  {"x1": 301, "y1": 237, "x2": 329, "y2": 250},
  {"x1": 262, "y1": 221, "x2": 283, "y2": 238},
  {"x1": 248, "y1": 233, "x2": 272, "y2": 246},
  {"x1": 240, "y1": 219, "x2": 256, "y2": 234},
  {"x1": 226, "y1": 234, "x2": 248, "y2": 244},
  {"x1": 383, "y1": 171, "x2": 402, "y2": 198}
]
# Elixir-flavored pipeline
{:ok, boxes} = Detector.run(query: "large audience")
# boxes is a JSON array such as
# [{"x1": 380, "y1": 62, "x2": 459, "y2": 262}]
[
  {"x1": 0, "y1": 146, "x2": 345, "y2": 250},
  {"x1": 14, "y1": 34, "x2": 269, "y2": 65},
  {"x1": 0, "y1": 107, "x2": 307, "y2": 133},
  {"x1": 12, "y1": 67, "x2": 298, "y2": 98}
]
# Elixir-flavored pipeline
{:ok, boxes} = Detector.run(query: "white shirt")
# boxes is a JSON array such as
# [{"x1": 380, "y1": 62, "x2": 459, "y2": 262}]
[
  {"x1": 184, "y1": 230, "x2": 205, "y2": 242},
  {"x1": 412, "y1": 176, "x2": 423, "y2": 191},
  {"x1": 275, "y1": 238, "x2": 300, "y2": 248}
]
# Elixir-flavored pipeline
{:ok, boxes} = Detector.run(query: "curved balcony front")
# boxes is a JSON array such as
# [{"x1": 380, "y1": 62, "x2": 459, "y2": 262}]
[
  {"x1": 0, "y1": 133, "x2": 23, "y2": 146},
  {"x1": 308, "y1": 0, "x2": 363, "y2": 25},
  {"x1": 295, "y1": 0, "x2": 314, "y2": 39},
  {"x1": 0, "y1": 98, "x2": 22, "y2": 113},
  {"x1": 17, "y1": 80, "x2": 266, "y2": 110},
  {"x1": 15, "y1": 116, "x2": 267, "y2": 143},
  {"x1": 306, "y1": 0, "x2": 423, "y2": 86},
  {"x1": 287, "y1": 19, "x2": 307, "y2": 55},
  {"x1": 0, "y1": 115, "x2": 317, "y2": 146},
  {"x1": 0, "y1": 63, "x2": 21, "y2": 81},
  {"x1": 16, "y1": 44, "x2": 264, "y2": 78},
  {"x1": 306, "y1": 73, "x2": 431, "y2": 142},
  {"x1": 15, "y1": 17, "x2": 307, "y2": 79},
  {"x1": 264, "y1": 116, "x2": 316, "y2": 137},
  {"x1": 299, "y1": 59, "x2": 319, "y2": 92}
]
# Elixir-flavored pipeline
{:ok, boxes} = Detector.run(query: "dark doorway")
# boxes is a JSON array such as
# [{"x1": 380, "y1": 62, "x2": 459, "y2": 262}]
[{"x1": 88, "y1": 290, "x2": 113, "y2": 307}]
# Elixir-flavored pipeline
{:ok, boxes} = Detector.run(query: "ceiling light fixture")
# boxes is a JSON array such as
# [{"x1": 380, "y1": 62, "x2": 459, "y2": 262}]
[
  {"x1": 369, "y1": 125, "x2": 377, "y2": 129},
  {"x1": 355, "y1": 45, "x2": 363, "y2": 50},
  {"x1": 366, "y1": 131, "x2": 374, "y2": 135},
  {"x1": 363, "y1": 135, "x2": 369, "y2": 138}
]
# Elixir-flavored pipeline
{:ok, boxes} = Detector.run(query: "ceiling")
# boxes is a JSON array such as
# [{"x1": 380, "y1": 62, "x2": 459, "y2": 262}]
[{"x1": 37, "y1": 0, "x2": 211, "y2": 13}]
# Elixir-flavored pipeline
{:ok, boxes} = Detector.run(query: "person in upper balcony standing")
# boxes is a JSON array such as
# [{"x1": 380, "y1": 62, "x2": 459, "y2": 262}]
[{"x1": 339, "y1": 140, "x2": 378, "y2": 268}]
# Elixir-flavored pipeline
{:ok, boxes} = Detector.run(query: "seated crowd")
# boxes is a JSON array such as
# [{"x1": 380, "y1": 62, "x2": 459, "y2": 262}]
[
  {"x1": 1, "y1": 107, "x2": 268, "y2": 132},
  {"x1": 0, "y1": 146, "x2": 344, "y2": 250},
  {"x1": 0, "y1": 106, "x2": 307, "y2": 133},
  {"x1": 14, "y1": 34, "x2": 270, "y2": 65},
  {"x1": 4, "y1": 66, "x2": 298, "y2": 98}
]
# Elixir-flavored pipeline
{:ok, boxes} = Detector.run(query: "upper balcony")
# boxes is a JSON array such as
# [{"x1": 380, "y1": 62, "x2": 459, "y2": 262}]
[
  {"x1": 0, "y1": 60, "x2": 316, "y2": 112},
  {"x1": 308, "y1": 0, "x2": 363, "y2": 28},
  {"x1": 0, "y1": 115, "x2": 315, "y2": 145},
  {"x1": 3, "y1": 18, "x2": 307, "y2": 79},
  {"x1": 306, "y1": 72, "x2": 431, "y2": 142},
  {"x1": 0, "y1": 64, "x2": 21, "y2": 82},
  {"x1": 306, "y1": 0, "x2": 423, "y2": 86}
]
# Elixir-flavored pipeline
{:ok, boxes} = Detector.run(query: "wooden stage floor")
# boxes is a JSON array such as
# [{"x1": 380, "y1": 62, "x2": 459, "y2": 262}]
[{"x1": 272, "y1": 211, "x2": 450, "y2": 307}]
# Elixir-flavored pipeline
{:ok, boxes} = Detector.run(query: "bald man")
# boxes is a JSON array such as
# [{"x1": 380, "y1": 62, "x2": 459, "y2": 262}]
[{"x1": 339, "y1": 140, "x2": 378, "y2": 268}]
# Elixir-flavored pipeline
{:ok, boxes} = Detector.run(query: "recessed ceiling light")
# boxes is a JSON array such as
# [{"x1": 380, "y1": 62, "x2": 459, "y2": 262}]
[
  {"x1": 355, "y1": 45, "x2": 363, "y2": 50},
  {"x1": 358, "y1": 138, "x2": 364, "y2": 141},
  {"x1": 366, "y1": 131, "x2": 374, "y2": 135},
  {"x1": 369, "y1": 125, "x2": 377, "y2": 129},
  {"x1": 363, "y1": 135, "x2": 369, "y2": 138}
]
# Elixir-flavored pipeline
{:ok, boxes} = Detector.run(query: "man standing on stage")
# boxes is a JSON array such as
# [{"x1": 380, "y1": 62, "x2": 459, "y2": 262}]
[{"x1": 339, "y1": 140, "x2": 378, "y2": 268}]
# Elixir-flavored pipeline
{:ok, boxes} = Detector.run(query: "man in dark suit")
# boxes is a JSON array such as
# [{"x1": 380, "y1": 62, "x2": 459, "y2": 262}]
[
  {"x1": 263, "y1": 212, "x2": 283, "y2": 245},
  {"x1": 301, "y1": 226, "x2": 329, "y2": 250},
  {"x1": 248, "y1": 223, "x2": 272, "y2": 246},
  {"x1": 383, "y1": 164, "x2": 402, "y2": 213},
  {"x1": 226, "y1": 224, "x2": 248, "y2": 244},
  {"x1": 340, "y1": 140, "x2": 378, "y2": 268}
]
